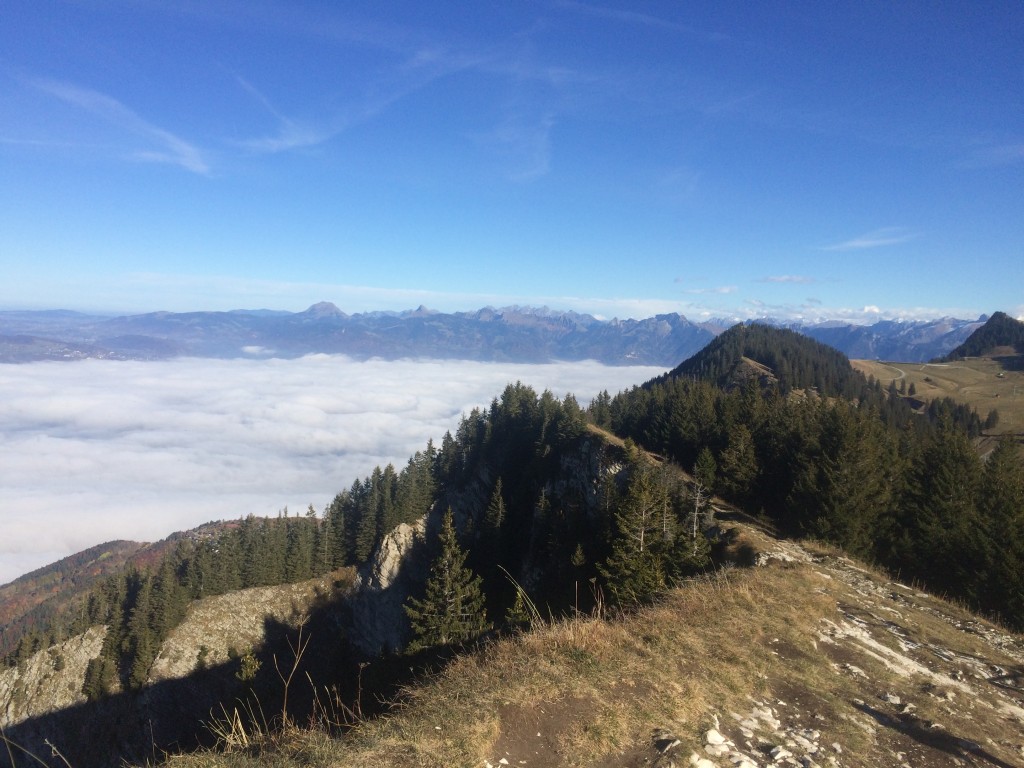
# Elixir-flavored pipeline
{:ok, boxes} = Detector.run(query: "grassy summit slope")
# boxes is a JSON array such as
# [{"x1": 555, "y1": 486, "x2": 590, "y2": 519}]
[{"x1": 166, "y1": 519, "x2": 1024, "y2": 768}]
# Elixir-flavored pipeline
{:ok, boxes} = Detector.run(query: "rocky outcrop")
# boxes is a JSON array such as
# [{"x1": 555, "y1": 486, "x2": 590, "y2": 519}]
[
  {"x1": 0, "y1": 626, "x2": 105, "y2": 729},
  {"x1": 347, "y1": 518, "x2": 428, "y2": 656},
  {"x1": 148, "y1": 574, "x2": 345, "y2": 683}
]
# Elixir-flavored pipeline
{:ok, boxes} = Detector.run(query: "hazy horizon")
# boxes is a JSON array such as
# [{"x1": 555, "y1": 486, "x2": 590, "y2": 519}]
[{"x1": 0, "y1": 300, "x2": 1006, "y2": 327}]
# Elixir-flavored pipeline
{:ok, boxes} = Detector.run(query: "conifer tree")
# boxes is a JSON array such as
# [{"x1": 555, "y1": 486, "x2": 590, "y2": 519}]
[
  {"x1": 978, "y1": 436, "x2": 1024, "y2": 625},
  {"x1": 897, "y1": 415, "x2": 984, "y2": 599},
  {"x1": 501, "y1": 589, "x2": 532, "y2": 630},
  {"x1": 482, "y1": 477, "x2": 507, "y2": 555},
  {"x1": 787, "y1": 404, "x2": 894, "y2": 559},
  {"x1": 599, "y1": 462, "x2": 672, "y2": 604},
  {"x1": 717, "y1": 423, "x2": 758, "y2": 505},
  {"x1": 404, "y1": 508, "x2": 490, "y2": 651}
]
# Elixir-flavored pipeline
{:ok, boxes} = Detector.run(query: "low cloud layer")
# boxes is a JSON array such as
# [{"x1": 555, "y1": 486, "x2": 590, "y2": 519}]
[{"x1": 0, "y1": 356, "x2": 663, "y2": 585}]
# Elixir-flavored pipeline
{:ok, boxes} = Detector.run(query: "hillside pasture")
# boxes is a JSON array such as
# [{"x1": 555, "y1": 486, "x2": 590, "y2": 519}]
[{"x1": 852, "y1": 356, "x2": 1024, "y2": 438}]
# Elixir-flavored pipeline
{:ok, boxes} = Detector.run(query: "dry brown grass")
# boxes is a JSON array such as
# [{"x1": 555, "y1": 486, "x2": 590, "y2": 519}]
[
  {"x1": 852, "y1": 356, "x2": 1024, "y2": 437},
  {"x1": 165, "y1": 562, "x2": 845, "y2": 768},
  {"x1": 157, "y1": 525, "x2": 1024, "y2": 768}
]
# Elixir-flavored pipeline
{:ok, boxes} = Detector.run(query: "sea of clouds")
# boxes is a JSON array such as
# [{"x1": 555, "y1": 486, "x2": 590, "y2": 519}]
[{"x1": 0, "y1": 356, "x2": 664, "y2": 585}]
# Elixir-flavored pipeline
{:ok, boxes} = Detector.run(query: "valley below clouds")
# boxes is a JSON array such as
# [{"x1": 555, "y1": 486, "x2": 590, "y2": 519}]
[{"x1": 0, "y1": 356, "x2": 663, "y2": 585}]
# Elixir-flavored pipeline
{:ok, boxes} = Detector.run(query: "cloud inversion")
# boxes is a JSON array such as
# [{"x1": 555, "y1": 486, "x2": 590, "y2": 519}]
[{"x1": 0, "y1": 357, "x2": 663, "y2": 585}]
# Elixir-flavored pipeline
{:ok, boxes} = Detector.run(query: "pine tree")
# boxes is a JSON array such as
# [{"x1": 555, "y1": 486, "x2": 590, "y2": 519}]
[
  {"x1": 599, "y1": 462, "x2": 672, "y2": 605},
  {"x1": 978, "y1": 436, "x2": 1024, "y2": 625},
  {"x1": 404, "y1": 509, "x2": 490, "y2": 651},
  {"x1": 787, "y1": 404, "x2": 894, "y2": 559},
  {"x1": 482, "y1": 477, "x2": 507, "y2": 559},
  {"x1": 315, "y1": 505, "x2": 335, "y2": 574},
  {"x1": 897, "y1": 415, "x2": 984, "y2": 599},
  {"x1": 717, "y1": 423, "x2": 758, "y2": 505},
  {"x1": 681, "y1": 450, "x2": 716, "y2": 570},
  {"x1": 504, "y1": 588, "x2": 534, "y2": 631}
]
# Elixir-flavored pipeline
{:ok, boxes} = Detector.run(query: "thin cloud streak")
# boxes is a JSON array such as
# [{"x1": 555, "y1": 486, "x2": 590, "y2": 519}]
[
  {"x1": 556, "y1": 0, "x2": 732, "y2": 43},
  {"x1": 821, "y1": 227, "x2": 917, "y2": 251},
  {"x1": 960, "y1": 142, "x2": 1024, "y2": 169},
  {"x1": 759, "y1": 275, "x2": 816, "y2": 284},
  {"x1": 33, "y1": 79, "x2": 210, "y2": 174},
  {"x1": 0, "y1": 357, "x2": 663, "y2": 585},
  {"x1": 232, "y1": 75, "x2": 333, "y2": 153},
  {"x1": 684, "y1": 286, "x2": 737, "y2": 295}
]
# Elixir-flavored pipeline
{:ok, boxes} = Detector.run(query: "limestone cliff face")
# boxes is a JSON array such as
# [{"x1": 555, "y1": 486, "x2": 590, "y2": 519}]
[
  {"x1": 0, "y1": 626, "x2": 105, "y2": 730},
  {"x1": 347, "y1": 518, "x2": 428, "y2": 656}
]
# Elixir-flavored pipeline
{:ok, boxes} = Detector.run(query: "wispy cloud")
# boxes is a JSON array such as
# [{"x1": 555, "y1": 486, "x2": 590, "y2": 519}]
[
  {"x1": 960, "y1": 142, "x2": 1024, "y2": 169},
  {"x1": 683, "y1": 285, "x2": 738, "y2": 295},
  {"x1": 34, "y1": 79, "x2": 210, "y2": 174},
  {"x1": 821, "y1": 227, "x2": 918, "y2": 251},
  {"x1": 476, "y1": 111, "x2": 556, "y2": 182},
  {"x1": 233, "y1": 42, "x2": 484, "y2": 155},
  {"x1": 758, "y1": 275, "x2": 816, "y2": 284},
  {"x1": 233, "y1": 75, "x2": 334, "y2": 153},
  {"x1": 0, "y1": 357, "x2": 662, "y2": 585},
  {"x1": 555, "y1": 0, "x2": 731, "y2": 43}
]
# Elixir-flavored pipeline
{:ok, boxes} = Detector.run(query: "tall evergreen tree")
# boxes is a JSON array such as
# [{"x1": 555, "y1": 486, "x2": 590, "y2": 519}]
[
  {"x1": 599, "y1": 462, "x2": 673, "y2": 605},
  {"x1": 897, "y1": 415, "x2": 985, "y2": 599},
  {"x1": 978, "y1": 436, "x2": 1024, "y2": 625},
  {"x1": 482, "y1": 477, "x2": 507, "y2": 555},
  {"x1": 404, "y1": 509, "x2": 490, "y2": 651},
  {"x1": 717, "y1": 422, "x2": 758, "y2": 504},
  {"x1": 787, "y1": 404, "x2": 895, "y2": 559}
]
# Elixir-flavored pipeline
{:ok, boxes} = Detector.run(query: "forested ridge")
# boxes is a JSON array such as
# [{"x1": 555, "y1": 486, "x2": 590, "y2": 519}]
[
  {"x1": 938, "y1": 310, "x2": 1024, "y2": 361},
  {"x1": 595, "y1": 323, "x2": 1022, "y2": 626},
  {"x1": 3, "y1": 323, "x2": 1021, "y2": 715}
]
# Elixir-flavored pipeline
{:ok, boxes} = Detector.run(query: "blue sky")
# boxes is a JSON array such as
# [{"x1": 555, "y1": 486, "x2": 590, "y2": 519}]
[{"x1": 2, "y1": 1, "x2": 1022, "y2": 322}]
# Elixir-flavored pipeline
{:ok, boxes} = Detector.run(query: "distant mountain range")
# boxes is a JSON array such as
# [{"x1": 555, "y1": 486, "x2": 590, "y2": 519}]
[{"x1": 0, "y1": 303, "x2": 990, "y2": 365}]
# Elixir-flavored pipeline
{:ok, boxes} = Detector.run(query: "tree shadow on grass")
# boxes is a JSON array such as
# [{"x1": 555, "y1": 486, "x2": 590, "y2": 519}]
[{"x1": 852, "y1": 701, "x2": 1017, "y2": 768}]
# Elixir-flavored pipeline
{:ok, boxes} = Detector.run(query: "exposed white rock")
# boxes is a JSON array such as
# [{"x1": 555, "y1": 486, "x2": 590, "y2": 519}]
[
  {"x1": 348, "y1": 517, "x2": 427, "y2": 654},
  {"x1": 705, "y1": 728, "x2": 727, "y2": 745},
  {"x1": 770, "y1": 745, "x2": 793, "y2": 760}
]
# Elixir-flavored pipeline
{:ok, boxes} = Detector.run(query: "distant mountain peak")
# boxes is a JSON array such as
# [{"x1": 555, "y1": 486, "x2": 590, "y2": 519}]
[
  {"x1": 303, "y1": 301, "x2": 347, "y2": 318},
  {"x1": 405, "y1": 305, "x2": 437, "y2": 317}
]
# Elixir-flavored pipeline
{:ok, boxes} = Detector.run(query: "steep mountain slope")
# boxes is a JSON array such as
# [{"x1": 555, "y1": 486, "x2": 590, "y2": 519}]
[
  {"x1": 0, "y1": 542, "x2": 143, "y2": 630},
  {"x1": 0, "y1": 523, "x2": 234, "y2": 661}
]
